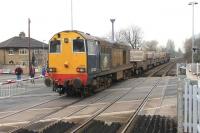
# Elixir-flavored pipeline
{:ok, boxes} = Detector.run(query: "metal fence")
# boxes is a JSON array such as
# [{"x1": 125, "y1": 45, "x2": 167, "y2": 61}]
[
  {"x1": 177, "y1": 63, "x2": 200, "y2": 133},
  {"x1": 0, "y1": 76, "x2": 44, "y2": 98},
  {"x1": 182, "y1": 81, "x2": 200, "y2": 133}
]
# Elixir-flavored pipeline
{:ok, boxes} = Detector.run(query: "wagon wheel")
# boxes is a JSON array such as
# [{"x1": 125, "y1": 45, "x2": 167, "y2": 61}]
[
  {"x1": 44, "y1": 78, "x2": 52, "y2": 87},
  {"x1": 107, "y1": 78, "x2": 112, "y2": 87},
  {"x1": 89, "y1": 87, "x2": 95, "y2": 95},
  {"x1": 66, "y1": 88, "x2": 74, "y2": 96},
  {"x1": 52, "y1": 82, "x2": 57, "y2": 92}
]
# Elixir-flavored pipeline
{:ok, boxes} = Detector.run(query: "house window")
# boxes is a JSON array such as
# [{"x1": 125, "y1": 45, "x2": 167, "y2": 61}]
[
  {"x1": 39, "y1": 49, "x2": 43, "y2": 54},
  {"x1": 8, "y1": 49, "x2": 14, "y2": 55},
  {"x1": 34, "y1": 49, "x2": 39, "y2": 54},
  {"x1": 19, "y1": 49, "x2": 28, "y2": 55},
  {"x1": 20, "y1": 61, "x2": 28, "y2": 66}
]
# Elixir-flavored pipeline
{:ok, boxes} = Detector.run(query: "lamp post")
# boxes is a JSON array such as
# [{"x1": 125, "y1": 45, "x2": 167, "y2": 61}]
[
  {"x1": 110, "y1": 19, "x2": 115, "y2": 42},
  {"x1": 188, "y1": 1, "x2": 198, "y2": 63},
  {"x1": 28, "y1": 18, "x2": 31, "y2": 75}
]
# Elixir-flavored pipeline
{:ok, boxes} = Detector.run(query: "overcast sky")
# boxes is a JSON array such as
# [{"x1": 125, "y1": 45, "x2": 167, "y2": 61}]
[{"x1": 0, "y1": 0, "x2": 199, "y2": 50}]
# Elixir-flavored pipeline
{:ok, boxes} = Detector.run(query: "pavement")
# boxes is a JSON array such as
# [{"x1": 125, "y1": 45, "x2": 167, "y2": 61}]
[
  {"x1": 0, "y1": 73, "x2": 42, "y2": 83},
  {"x1": 186, "y1": 68, "x2": 198, "y2": 81}
]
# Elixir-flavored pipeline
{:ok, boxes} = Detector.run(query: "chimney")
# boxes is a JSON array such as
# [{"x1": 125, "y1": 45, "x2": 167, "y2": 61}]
[{"x1": 19, "y1": 32, "x2": 26, "y2": 38}]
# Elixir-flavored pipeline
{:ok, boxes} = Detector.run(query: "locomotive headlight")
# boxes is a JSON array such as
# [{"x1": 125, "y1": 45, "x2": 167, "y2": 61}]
[
  {"x1": 47, "y1": 68, "x2": 56, "y2": 72},
  {"x1": 76, "y1": 67, "x2": 86, "y2": 73}
]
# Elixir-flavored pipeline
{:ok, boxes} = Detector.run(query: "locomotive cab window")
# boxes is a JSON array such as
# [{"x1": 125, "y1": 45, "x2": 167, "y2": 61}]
[
  {"x1": 50, "y1": 40, "x2": 61, "y2": 53},
  {"x1": 73, "y1": 39, "x2": 85, "y2": 52}
]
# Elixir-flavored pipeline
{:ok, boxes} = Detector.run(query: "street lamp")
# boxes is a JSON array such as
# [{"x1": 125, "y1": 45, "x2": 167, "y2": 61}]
[
  {"x1": 110, "y1": 19, "x2": 115, "y2": 42},
  {"x1": 188, "y1": 1, "x2": 198, "y2": 63}
]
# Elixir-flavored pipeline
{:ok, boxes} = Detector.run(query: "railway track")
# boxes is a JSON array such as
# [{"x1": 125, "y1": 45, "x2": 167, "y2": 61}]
[
  {"x1": 71, "y1": 77, "x2": 176, "y2": 133},
  {"x1": 148, "y1": 60, "x2": 177, "y2": 77},
  {"x1": 119, "y1": 78, "x2": 160, "y2": 133},
  {"x1": 70, "y1": 78, "x2": 161, "y2": 133},
  {"x1": 5, "y1": 96, "x2": 82, "y2": 133},
  {"x1": 1, "y1": 78, "x2": 176, "y2": 133},
  {"x1": 16, "y1": 91, "x2": 115, "y2": 133},
  {"x1": 153, "y1": 62, "x2": 176, "y2": 77},
  {"x1": 70, "y1": 78, "x2": 151, "y2": 133},
  {"x1": 120, "y1": 75, "x2": 177, "y2": 133},
  {"x1": 9, "y1": 78, "x2": 146, "y2": 133},
  {"x1": 126, "y1": 115, "x2": 177, "y2": 133},
  {"x1": 0, "y1": 60, "x2": 179, "y2": 133},
  {"x1": 11, "y1": 65, "x2": 175, "y2": 133},
  {"x1": 9, "y1": 77, "x2": 141, "y2": 133}
]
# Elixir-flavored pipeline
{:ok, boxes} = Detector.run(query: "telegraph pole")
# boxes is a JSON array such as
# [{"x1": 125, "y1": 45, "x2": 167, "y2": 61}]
[
  {"x1": 71, "y1": 0, "x2": 73, "y2": 30},
  {"x1": 28, "y1": 18, "x2": 31, "y2": 75}
]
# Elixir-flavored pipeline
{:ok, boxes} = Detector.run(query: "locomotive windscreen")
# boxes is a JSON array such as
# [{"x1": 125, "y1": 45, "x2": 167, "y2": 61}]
[
  {"x1": 73, "y1": 39, "x2": 85, "y2": 52},
  {"x1": 49, "y1": 40, "x2": 61, "y2": 53}
]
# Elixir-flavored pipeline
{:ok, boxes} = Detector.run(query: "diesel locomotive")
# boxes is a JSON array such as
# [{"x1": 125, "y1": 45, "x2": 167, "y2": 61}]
[{"x1": 46, "y1": 30, "x2": 133, "y2": 96}]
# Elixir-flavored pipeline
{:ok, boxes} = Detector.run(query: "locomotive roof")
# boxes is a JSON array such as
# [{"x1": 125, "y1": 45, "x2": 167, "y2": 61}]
[{"x1": 62, "y1": 30, "x2": 131, "y2": 49}]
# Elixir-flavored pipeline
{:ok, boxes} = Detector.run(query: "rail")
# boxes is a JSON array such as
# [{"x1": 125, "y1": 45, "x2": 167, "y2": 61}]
[
  {"x1": 70, "y1": 78, "x2": 147, "y2": 133},
  {"x1": 0, "y1": 75, "x2": 44, "y2": 98}
]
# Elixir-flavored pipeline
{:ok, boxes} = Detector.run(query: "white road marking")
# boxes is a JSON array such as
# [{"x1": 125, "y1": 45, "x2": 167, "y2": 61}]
[
  {"x1": 29, "y1": 107, "x2": 62, "y2": 111},
  {"x1": 39, "y1": 118, "x2": 60, "y2": 122},
  {"x1": 105, "y1": 88, "x2": 132, "y2": 92},
  {"x1": 64, "y1": 114, "x2": 91, "y2": 119},
  {"x1": 9, "y1": 93, "x2": 58, "y2": 98},
  {"x1": 99, "y1": 110, "x2": 134, "y2": 116},
  {"x1": 144, "y1": 104, "x2": 176, "y2": 111},
  {"x1": 0, "y1": 121, "x2": 29, "y2": 127},
  {"x1": 0, "y1": 107, "x2": 62, "y2": 114}
]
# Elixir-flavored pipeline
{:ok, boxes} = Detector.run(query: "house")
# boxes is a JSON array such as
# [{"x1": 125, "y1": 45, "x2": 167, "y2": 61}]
[{"x1": 0, "y1": 32, "x2": 48, "y2": 73}]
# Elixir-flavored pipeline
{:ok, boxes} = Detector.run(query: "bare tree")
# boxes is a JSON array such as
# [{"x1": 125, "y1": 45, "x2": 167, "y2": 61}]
[
  {"x1": 142, "y1": 40, "x2": 158, "y2": 51},
  {"x1": 166, "y1": 39, "x2": 176, "y2": 57},
  {"x1": 184, "y1": 35, "x2": 200, "y2": 62},
  {"x1": 176, "y1": 48, "x2": 183, "y2": 57},
  {"x1": 184, "y1": 38, "x2": 192, "y2": 62},
  {"x1": 157, "y1": 45, "x2": 166, "y2": 52},
  {"x1": 115, "y1": 25, "x2": 143, "y2": 49}
]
